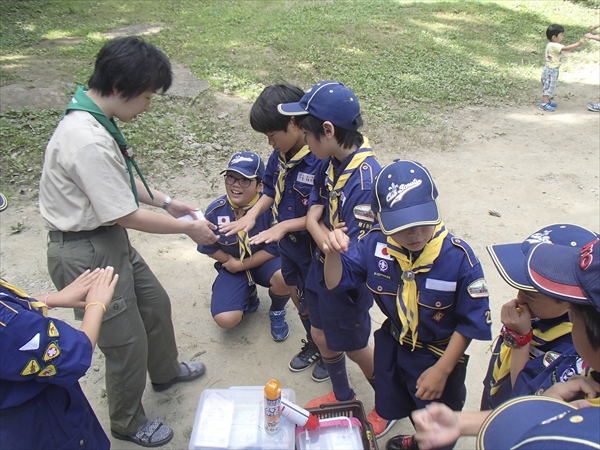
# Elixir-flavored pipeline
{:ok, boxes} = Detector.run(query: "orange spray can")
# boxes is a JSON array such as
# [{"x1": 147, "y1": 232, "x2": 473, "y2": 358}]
[{"x1": 264, "y1": 379, "x2": 281, "y2": 434}]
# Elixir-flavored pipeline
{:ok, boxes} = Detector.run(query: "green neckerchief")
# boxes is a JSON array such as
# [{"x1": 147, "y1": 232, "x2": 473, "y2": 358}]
[{"x1": 65, "y1": 86, "x2": 153, "y2": 205}]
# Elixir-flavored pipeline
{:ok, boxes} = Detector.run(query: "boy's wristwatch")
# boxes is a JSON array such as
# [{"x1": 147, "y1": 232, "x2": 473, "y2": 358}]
[{"x1": 501, "y1": 325, "x2": 533, "y2": 348}]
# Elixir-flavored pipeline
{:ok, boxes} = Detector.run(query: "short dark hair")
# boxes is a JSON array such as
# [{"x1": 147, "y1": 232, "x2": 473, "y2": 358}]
[
  {"x1": 570, "y1": 304, "x2": 600, "y2": 351},
  {"x1": 88, "y1": 36, "x2": 172, "y2": 100},
  {"x1": 546, "y1": 24, "x2": 565, "y2": 41},
  {"x1": 295, "y1": 114, "x2": 364, "y2": 150},
  {"x1": 250, "y1": 84, "x2": 304, "y2": 133}
]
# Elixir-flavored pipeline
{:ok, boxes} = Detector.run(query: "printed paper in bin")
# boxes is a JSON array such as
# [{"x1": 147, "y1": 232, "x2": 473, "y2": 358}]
[
  {"x1": 228, "y1": 403, "x2": 260, "y2": 448},
  {"x1": 192, "y1": 392, "x2": 234, "y2": 448}
]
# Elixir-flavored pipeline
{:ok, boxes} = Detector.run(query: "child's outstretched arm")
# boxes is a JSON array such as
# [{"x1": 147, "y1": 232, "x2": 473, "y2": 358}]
[
  {"x1": 323, "y1": 229, "x2": 350, "y2": 289},
  {"x1": 220, "y1": 194, "x2": 274, "y2": 236},
  {"x1": 249, "y1": 216, "x2": 307, "y2": 245},
  {"x1": 585, "y1": 33, "x2": 600, "y2": 42},
  {"x1": 562, "y1": 38, "x2": 586, "y2": 51}
]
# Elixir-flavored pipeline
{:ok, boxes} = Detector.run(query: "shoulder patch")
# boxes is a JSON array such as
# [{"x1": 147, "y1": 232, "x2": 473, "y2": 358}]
[
  {"x1": 451, "y1": 237, "x2": 479, "y2": 267},
  {"x1": 44, "y1": 342, "x2": 61, "y2": 361},
  {"x1": 205, "y1": 198, "x2": 227, "y2": 216},
  {"x1": 353, "y1": 204, "x2": 374, "y2": 223},
  {"x1": 21, "y1": 358, "x2": 41, "y2": 376},
  {"x1": 38, "y1": 364, "x2": 57, "y2": 377},
  {"x1": 47, "y1": 320, "x2": 59, "y2": 337},
  {"x1": 467, "y1": 278, "x2": 489, "y2": 298},
  {"x1": 359, "y1": 163, "x2": 375, "y2": 191}
]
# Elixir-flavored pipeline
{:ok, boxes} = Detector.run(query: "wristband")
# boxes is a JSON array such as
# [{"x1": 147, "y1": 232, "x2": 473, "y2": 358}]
[
  {"x1": 43, "y1": 293, "x2": 52, "y2": 310},
  {"x1": 162, "y1": 196, "x2": 172, "y2": 210},
  {"x1": 501, "y1": 325, "x2": 533, "y2": 348},
  {"x1": 85, "y1": 302, "x2": 107, "y2": 313}
]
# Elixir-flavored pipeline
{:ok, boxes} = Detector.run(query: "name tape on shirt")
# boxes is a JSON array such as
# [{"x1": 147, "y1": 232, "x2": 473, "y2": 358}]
[{"x1": 296, "y1": 172, "x2": 314, "y2": 185}]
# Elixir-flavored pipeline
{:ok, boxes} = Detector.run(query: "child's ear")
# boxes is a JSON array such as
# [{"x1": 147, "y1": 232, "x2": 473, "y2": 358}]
[
  {"x1": 256, "y1": 181, "x2": 264, "y2": 193},
  {"x1": 323, "y1": 121, "x2": 335, "y2": 139},
  {"x1": 289, "y1": 117, "x2": 299, "y2": 130}
]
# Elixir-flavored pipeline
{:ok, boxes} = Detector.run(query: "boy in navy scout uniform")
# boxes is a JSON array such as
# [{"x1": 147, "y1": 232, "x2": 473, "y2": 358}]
[
  {"x1": 219, "y1": 84, "x2": 326, "y2": 381},
  {"x1": 322, "y1": 160, "x2": 492, "y2": 449},
  {"x1": 277, "y1": 81, "x2": 384, "y2": 427},
  {"x1": 481, "y1": 224, "x2": 598, "y2": 410},
  {"x1": 198, "y1": 152, "x2": 291, "y2": 340},
  {"x1": 1, "y1": 265, "x2": 117, "y2": 450}
]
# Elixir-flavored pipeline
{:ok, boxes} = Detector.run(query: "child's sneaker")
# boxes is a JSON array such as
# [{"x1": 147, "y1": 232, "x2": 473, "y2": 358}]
[
  {"x1": 386, "y1": 434, "x2": 419, "y2": 450},
  {"x1": 539, "y1": 102, "x2": 556, "y2": 112},
  {"x1": 304, "y1": 390, "x2": 356, "y2": 409},
  {"x1": 289, "y1": 339, "x2": 319, "y2": 371},
  {"x1": 588, "y1": 103, "x2": 600, "y2": 112},
  {"x1": 269, "y1": 310, "x2": 289, "y2": 341},
  {"x1": 367, "y1": 407, "x2": 397, "y2": 438},
  {"x1": 247, "y1": 288, "x2": 260, "y2": 313},
  {"x1": 549, "y1": 100, "x2": 557, "y2": 107},
  {"x1": 311, "y1": 357, "x2": 330, "y2": 382}
]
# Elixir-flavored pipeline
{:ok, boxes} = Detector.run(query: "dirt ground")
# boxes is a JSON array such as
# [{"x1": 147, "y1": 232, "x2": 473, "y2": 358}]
[{"x1": 1, "y1": 31, "x2": 599, "y2": 449}]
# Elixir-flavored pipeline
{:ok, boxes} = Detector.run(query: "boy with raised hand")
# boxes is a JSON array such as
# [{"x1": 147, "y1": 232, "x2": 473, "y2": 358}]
[
  {"x1": 481, "y1": 224, "x2": 599, "y2": 410},
  {"x1": 198, "y1": 152, "x2": 291, "y2": 339},
  {"x1": 322, "y1": 160, "x2": 492, "y2": 447},
  {"x1": 278, "y1": 81, "x2": 384, "y2": 427},
  {"x1": 219, "y1": 84, "x2": 326, "y2": 381},
  {"x1": 409, "y1": 238, "x2": 600, "y2": 450},
  {"x1": 539, "y1": 24, "x2": 586, "y2": 111}
]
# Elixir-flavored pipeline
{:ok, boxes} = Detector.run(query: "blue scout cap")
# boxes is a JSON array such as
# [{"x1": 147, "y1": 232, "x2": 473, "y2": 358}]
[
  {"x1": 526, "y1": 238, "x2": 600, "y2": 312},
  {"x1": 277, "y1": 81, "x2": 361, "y2": 130},
  {"x1": 371, "y1": 160, "x2": 440, "y2": 235},
  {"x1": 0, "y1": 193, "x2": 7, "y2": 213},
  {"x1": 220, "y1": 152, "x2": 265, "y2": 180},
  {"x1": 487, "y1": 224, "x2": 598, "y2": 292},
  {"x1": 477, "y1": 396, "x2": 599, "y2": 450}
]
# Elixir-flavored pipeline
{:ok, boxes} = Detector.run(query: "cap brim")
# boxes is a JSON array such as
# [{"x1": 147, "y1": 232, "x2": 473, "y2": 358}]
[
  {"x1": 477, "y1": 396, "x2": 576, "y2": 450},
  {"x1": 219, "y1": 168, "x2": 258, "y2": 179},
  {"x1": 526, "y1": 243, "x2": 587, "y2": 304},
  {"x1": 378, "y1": 201, "x2": 440, "y2": 235},
  {"x1": 487, "y1": 243, "x2": 536, "y2": 291},
  {"x1": 0, "y1": 193, "x2": 7, "y2": 213},
  {"x1": 277, "y1": 103, "x2": 309, "y2": 116}
]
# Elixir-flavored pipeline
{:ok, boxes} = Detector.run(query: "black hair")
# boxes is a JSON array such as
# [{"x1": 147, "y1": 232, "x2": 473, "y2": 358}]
[
  {"x1": 546, "y1": 24, "x2": 565, "y2": 41},
  {"x1": 250, "y1": 83, "x2": 304, "y2": 133},
  {"x1": 570, "y1": 304, "x2": 600, "y2": 351},
  {"x1": 295, "y1": 114, "x2": 364, "y2": 150},
  {"x1": 88, "y1": 36, "x2": 172, "y2": 100}
]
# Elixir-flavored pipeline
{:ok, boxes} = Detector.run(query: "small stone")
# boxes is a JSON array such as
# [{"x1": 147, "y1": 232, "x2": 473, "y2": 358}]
[
  {"x1": 488, "y1": 210, "x2": 501, "y2": 217},
  {"x1": 217, "y1": 112, "x2": 228, "y2": 119},
  {"x1": 93, "y1": 366, "x2": 100, "y2": 372}
]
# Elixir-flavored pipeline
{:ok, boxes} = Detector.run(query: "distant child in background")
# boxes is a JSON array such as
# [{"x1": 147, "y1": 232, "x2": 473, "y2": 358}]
[
  {"x1": 220, "y1": 84, "x2": 327, "y2": 381},
  {"x1": 585, "y1": 24, "x2": 600, "y2": 112},
  {"x1": 323, "y1": 160, "x2": 492, "y2": 449},
  {"x1": 481, "y1": 224, "x2": 598, "y2": 410},
  {"x1": 278, "y1": 81, "x2": 385, "y2": 431},
  {"x1": 198, "y1": 152, "x2": 291, "y2": 340},
  {"x1": 539, "y1": 24, "x2": 586, "y2": 112}
]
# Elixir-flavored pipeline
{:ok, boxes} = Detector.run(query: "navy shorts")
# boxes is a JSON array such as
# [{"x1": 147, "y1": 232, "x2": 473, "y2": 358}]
[
  {"x1": 374, "y1": 321, "x2": 468, "y2": 420},
  {"x1": 279, "y1": 233, "x2": 313, "y2": 287},
  {"x1": 305, "y1": 252, "x2": 372, "y2": 352},
  {"x1": 210, "y1": 257, "x2": 281, "y2": 316}
]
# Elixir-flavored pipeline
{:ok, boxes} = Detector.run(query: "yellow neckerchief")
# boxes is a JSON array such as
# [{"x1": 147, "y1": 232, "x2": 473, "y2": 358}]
[
  {"x1": 326, "y1": 138, "x2": 374, "y2": 228},
  {"x1": 226, "y1": 193, "x2": 260, "y2": 265},
  {"x1": 272, "y1": 145, "x2": 311, "y2": 221},
  {"x1": 0, "y1": 280, "x2": 48, "y2": 317},
  {"x1": 489, "y1": 321, "x2": 573, "y2": 396},
  {"x1": 386, "y1": 223, "x2": 447, "y2": 350}
]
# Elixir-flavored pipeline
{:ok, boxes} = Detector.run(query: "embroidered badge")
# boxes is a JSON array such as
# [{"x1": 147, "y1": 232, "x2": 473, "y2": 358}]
[
  {"x1": 378, "y1": 260, "x2": 389, "y2": 272},
  {"x1": 38, "y1": 364, "x2": 57, "y2": 377},
  {"x1": 353, "y1": 204, "x2": 374, "y2": 223},
  {"x1": 48, "y1": 321, "x2": 59, "y2": 337},
  {"x1": 543, "y1": 351, "x2": 561, "y2": 368},
  {"x1": 467, "y1": 278, "x2": 489, "y2": 298},
  {"x1": 375, "y1": 242, "x2": 392, "y2": 260},
  {"x1": 560, "y1": 366, "x2": 576, "y2": 382},
  {"x1": 19, "y1": 333, "x2": 40, "y2": 351},
  {"x1": 43, "y1": 342, "x2": 61, "y2": 362},
  {"x1": 20, "y1": 358, "x2": 41, "y2": 376},
  {"x1": 432, "y1": 312, "x2": 445, "y2": 323},
  {"x1": 301, "y1": 197, "x2": 309, "y2": 207},
  {"x1": 217, "y1": 216, "x2": 230, "y2": 225}
]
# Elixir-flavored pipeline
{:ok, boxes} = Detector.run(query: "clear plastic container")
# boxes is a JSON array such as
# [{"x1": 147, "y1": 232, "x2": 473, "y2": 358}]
[{"x1": 295, "y1": 416, "x2": 363, "y2": 450}]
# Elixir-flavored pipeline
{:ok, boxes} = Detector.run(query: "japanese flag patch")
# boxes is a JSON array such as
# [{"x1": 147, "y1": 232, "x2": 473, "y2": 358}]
[
  {"x1": 375, "y1": 242, "x2": 392, "y2": 260},
  {"x1": 217, "y1": 216, "x2": 230, "y2": 225}
]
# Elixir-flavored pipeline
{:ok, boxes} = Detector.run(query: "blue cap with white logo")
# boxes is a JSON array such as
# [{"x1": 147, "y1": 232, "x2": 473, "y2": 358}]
[{"x1": 221, "y1": 152, "x2": 265, "y2": 180}]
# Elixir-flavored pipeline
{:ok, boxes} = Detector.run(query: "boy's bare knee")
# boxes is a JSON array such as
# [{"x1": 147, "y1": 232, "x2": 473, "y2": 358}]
[
  {"x1": 213, "y1": 311, "x2": 243, "y2": 329},
  {"x1": 270, "y1": 270, "x2": 289, "y2": 296}
]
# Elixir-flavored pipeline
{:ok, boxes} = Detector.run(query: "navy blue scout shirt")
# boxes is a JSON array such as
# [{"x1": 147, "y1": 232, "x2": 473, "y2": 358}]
[
  {"x1": 198, "y1": 194, "x2": 279, "y2": 258},
  {"x1": 309, "y1": 151, "x2": 380, "y2": 242},
  {"x1": 263, "y1": 149, "x2": 320, "y2": 226},
  {"x1": 335, "y1": 227, "x2": 492, "y2": 343},
  {"x1": 0, "y1": 285, "x2": 92, "y2": 408}
]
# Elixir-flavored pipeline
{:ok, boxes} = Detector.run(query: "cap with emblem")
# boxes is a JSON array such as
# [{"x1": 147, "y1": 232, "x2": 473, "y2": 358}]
[
  {"x1": 277, "y1": 81, "x2": 361, "y2": 131},
  {"x1": 371, "y1": 160, "x2": 440, "y2": 235},
  {"x1": 477, "y1": 395, "x2": 599, "y2": 450},
  {"x1": 487, "y1": 224, "x2": 598, "y2": 292},
  {"x1": 525, "y1": 238, "x2": 600, "y2": 312},
  {"x1": 220, "y1": 152, "x2": 265, "y2": 180},
  {"x1": 0, "y1": 193, "x2": 7, "y2": 213}
]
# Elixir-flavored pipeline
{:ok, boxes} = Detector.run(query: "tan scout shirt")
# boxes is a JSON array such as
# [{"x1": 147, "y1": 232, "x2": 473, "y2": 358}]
[{"x1": 39, "y1": 110, "x2": 138, "y2": 231}]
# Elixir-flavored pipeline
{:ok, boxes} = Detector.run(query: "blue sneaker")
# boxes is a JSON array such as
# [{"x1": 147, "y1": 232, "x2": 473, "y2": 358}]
[
  {"x1": 539, "y1": 102, "x2": 556, "y2": 112},
  {"x1": 269, "y1": 310, "x2": 290, "y2": 341},
  {"x1": 549, "y1": 100, "x2": 557, "y2": 107},
  {"x1": 588, "y1": 103, "x2": 600, "y2": 112},
  {"x1": 247, "y1": 288, "x2": 260, "y2": 313}
]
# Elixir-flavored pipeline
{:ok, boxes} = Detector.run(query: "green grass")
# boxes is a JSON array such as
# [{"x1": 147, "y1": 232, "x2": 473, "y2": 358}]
[{"x1": 1, "y1": 0, "x2": 599, "y2": 186}]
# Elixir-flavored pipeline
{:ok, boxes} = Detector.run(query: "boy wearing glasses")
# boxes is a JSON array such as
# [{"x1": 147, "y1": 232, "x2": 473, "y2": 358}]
[{"x1": 197, "y1": 152, "x2": 291, "y2": 339}]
